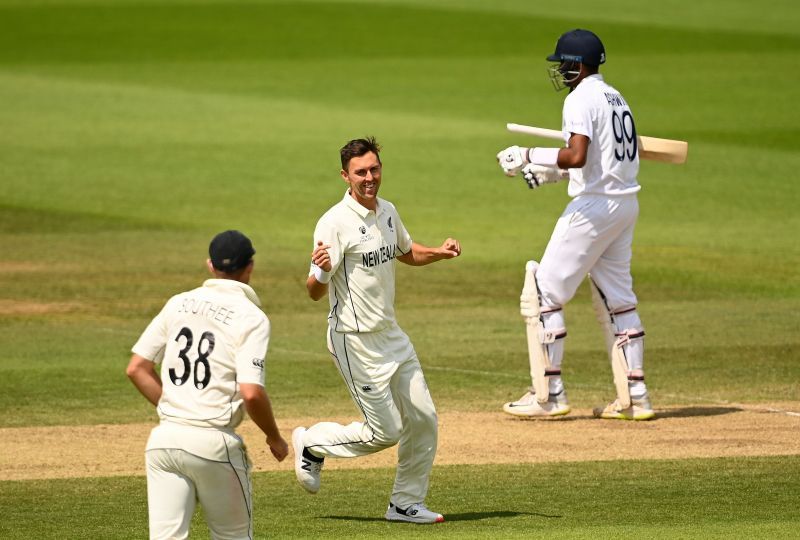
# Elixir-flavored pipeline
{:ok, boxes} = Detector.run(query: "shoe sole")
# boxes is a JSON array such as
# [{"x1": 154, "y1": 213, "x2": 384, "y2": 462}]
[
  {"x1": 594, "y1": 409, "x2": 656, "y2": 421},
  {"x1": 503, "y1": 405, "x2": 571, "y2": 418},
  {"x1": 292, "y1": 427, "x2": 319, "y2": 494},
  {"x1": 385, "y1": 513, "x2": 445, "y2": 524}
]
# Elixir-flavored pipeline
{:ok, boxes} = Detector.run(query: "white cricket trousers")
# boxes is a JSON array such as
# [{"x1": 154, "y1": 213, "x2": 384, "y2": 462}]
[
  {"x1": 145, "y1": 446, "x2": 252, "y2": 540},
  {"x1": 537, "y1": 193, "x2": 640, "y2": 310},
  {"x1": 302, "y1": 324, "x2": 438, "y2": 508}
]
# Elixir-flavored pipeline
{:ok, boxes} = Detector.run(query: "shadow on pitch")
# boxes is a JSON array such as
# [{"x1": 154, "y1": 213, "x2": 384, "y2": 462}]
[
  {"x1": 656, "y1": 406, "x2": 741, "y2": 418},
  {"x1": 319, "y1": 510, "x2": 561, "y2": 522}
]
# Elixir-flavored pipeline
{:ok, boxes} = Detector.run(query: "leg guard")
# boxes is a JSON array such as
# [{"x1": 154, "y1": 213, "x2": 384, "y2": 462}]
[
  {"x1": 521, "y1": 261, "x2": 566, "y2": 404},
  {"x1": 589, "y1": 278, "x2": 644, "y2": 409}
]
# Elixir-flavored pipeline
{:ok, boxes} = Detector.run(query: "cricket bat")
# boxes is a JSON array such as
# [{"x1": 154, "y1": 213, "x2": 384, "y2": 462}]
[{"x1": 507, "y1": 123, "x2": 688, "y2": 165}]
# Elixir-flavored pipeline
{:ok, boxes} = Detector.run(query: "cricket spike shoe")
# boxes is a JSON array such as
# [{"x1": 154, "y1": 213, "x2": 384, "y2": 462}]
[
  {"x1": 292, "y1": 427, "x2": 324, "y2": 493},
  {"x1": 593, "y1": 394, "x2": 655, "y2": 421},
  {"x1": 502, "y1": 388, "x2": 571, "y2": 418},
  {"x1": 385, "y1": 502, "x2": 444, "y2": 524}
]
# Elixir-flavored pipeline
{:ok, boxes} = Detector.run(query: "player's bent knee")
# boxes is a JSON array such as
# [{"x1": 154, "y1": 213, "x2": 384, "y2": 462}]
[{"x1": 370, "y1": 423, "x2": 402, "y2": 447}]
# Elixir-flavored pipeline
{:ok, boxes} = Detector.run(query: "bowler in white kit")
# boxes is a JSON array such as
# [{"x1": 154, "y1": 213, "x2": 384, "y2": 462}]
[
  {"x1": 126, "y1": 230, "x2": 288, "y2": 540},
  {"x1": 293, "y1": 137, "x2": 461, "y2": 524},
  {"x1": 496, "y1": 29, "x2": 655, "y2": 421}
]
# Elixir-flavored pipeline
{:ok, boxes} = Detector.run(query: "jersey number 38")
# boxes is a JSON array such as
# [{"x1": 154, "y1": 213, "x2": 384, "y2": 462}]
[{"x1": 169, "y1": 327, "x2": 215, "y2": 390}]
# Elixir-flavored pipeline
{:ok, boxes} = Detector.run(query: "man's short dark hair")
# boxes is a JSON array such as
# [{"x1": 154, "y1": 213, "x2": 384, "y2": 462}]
[{"x1": 340, "y1": 136, "x2": 381, "y2": 171}]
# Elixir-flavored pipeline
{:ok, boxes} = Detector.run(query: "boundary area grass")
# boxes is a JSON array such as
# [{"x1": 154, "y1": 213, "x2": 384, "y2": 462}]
[{"x1": 2, "y1": 457, "x2": 798, "y2": 539}]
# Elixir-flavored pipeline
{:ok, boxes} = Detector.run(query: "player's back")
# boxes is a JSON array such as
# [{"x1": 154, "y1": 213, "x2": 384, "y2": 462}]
[
  {"x1": 563, "y1": 74, "x2": 640, "y2": 197},
  {"x1": 154, "y1": 279, "x2": 269, "y2": 429}
]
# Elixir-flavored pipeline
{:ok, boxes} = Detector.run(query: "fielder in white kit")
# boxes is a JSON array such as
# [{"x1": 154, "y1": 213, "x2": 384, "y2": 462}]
[
  {"x1": 496, "y1": 29, "x2": 655, "y2": 421},
  {"x1": 126, "y1": 230, "x2": 289, "y2": 540},
  {"x1": 294, "y1": 137, "x2": 461, "y2": 524}
]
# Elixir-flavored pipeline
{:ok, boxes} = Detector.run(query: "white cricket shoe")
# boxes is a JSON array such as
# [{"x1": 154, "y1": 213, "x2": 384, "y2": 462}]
[
  {"x1": 292, "y1": 427, "x2": 324, "y2": 494},
  {"x1": 385, "y1": 502, "x2": 444, "y2": 524},
  {"x1": 593, "y1": 394, "x2": 655, "y2": 421},
  {"x1": 502, "y1": 388, "x2": 571, "y2": 418}
]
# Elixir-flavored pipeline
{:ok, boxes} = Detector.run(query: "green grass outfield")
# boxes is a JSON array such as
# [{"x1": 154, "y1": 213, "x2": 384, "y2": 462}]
[
  {"x1": 3, "y1": 458, "x2": 800, "y2": 539},
  {"x1": 1, "y1": 0, "x2": 799, "y2": 538}
]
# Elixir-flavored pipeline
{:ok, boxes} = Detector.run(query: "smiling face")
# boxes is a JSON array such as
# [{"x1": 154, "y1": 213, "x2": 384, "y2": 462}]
[{"x1": 341, "y1": 151, "x2": 382, "y2": 211}]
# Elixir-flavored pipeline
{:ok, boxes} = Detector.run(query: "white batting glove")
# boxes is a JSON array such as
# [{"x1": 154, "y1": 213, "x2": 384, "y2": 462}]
[
  {"x1": 496, "y1": 145, "x2": 529, "y2": 177},
  {"x1": 521, "y1": 164, "x2": 566, "y2": 189}
]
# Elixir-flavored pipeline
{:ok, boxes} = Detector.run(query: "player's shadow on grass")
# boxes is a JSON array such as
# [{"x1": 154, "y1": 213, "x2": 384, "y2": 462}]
[
  {"x1": 656, "y1": 406, "x2": 741, "y2": 418},
  {"x1": 446, "y1": 510, "x2": 562, "y2": 521},
  {"x1": 320, "y1": 510, "x2": 561, "y2": 522}
]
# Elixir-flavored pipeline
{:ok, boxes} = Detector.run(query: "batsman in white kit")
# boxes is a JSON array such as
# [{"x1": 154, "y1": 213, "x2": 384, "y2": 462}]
[
  {"x1": 496, "y1": 29, "x2": 655, "y2": 421},
  {"x1": 126, "y1": 230, "x2": 289, "y2": 540},
  {"x1": 294, "y1": 137, "x2": 461, "y2": 524}
]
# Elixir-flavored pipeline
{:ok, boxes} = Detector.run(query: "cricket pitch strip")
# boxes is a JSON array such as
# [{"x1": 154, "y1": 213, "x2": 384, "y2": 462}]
[{"x1": 2, "y1": 404, "x2": 799, "y2": 481}]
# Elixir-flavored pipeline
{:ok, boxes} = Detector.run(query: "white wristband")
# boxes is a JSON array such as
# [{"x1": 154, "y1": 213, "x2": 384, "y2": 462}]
[
  {"x1": 312, "y1": 264, "x2": 331, "y2": 284},
  {"x1": 528, "y1": 147, "x2": 560, "y2": 167}
]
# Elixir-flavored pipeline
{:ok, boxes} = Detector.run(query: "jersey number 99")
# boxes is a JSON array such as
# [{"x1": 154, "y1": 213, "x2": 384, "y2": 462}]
[
  {"x1": 612, "y1": 110, "x2": 637, "y2": 162},
  {"x1": 170, "y1": 327, "x2": 215, "y2": 390}
]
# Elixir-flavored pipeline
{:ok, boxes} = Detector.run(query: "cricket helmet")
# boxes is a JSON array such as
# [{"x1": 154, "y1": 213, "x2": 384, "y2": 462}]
[{"x1": 546, "y1": 29, "x2": 605, "y2": 66}]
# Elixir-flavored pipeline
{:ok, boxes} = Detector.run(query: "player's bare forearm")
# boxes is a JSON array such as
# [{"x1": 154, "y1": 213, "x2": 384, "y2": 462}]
[
  {"x1": 240, "y1": 383, "x2": 289, "y2": 461},
  {"x1": 557, "y1": 134, "x2": 590, "y2": 168},
  {"x1": 307, "y1": 240, "x2": 332, "y2": 300},
  {"x1": 306, "y1": 275, "x2": 329, "y2": 301},
  {"x1": 126, "y1": 354, "x2": 162, "y2": 406},
  {"x1": 398, "y1": 239, "x2": 461, "y2": 266}
]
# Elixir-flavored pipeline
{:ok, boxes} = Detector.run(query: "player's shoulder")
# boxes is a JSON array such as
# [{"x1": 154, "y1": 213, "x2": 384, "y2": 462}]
[
  {"x1": 317, "y1": 198, "x2": 349, "y2": 224},
  {"x1": 162, "y1": 286, "x2": 200, "y2": 309},
  {"x1": 378, "y1": 197, "x2": 398, "y2": 214},
  {"x1": 239, "y1": 306, "x2": 271, "y2": 338}
]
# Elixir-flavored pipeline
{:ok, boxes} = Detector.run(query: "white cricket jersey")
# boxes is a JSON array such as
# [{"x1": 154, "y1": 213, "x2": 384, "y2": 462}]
[
  {"x1": 561, "y1": 74, "x2": 641, "y2": 197},
  {"x1": 311, "y1": 192, "x2": 413, "y2": 333},
  {"x1": 132, "y1": 279, "x2": 269, "y2": 430}
]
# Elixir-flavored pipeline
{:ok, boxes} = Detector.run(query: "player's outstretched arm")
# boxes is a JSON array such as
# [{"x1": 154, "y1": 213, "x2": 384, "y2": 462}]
[
  {"x1": 126, "y1": 354, "x2": 162, "y2": 406},
  {"x1": 397, "y1": 239, "x2": 461, "y2": 266},
  {"x1": 240, "y1": 383, "x2": 289, "y2": 462}
]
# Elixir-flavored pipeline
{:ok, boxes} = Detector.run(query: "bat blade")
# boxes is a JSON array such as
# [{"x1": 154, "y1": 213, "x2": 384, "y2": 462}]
[{"x1": 506, "y1": 123, "x2": 688, "y2": 164}]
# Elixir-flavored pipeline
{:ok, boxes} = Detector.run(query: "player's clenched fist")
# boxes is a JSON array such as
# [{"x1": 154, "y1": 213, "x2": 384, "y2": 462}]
[
  {"x1": 267, "y1": 435, "x2": 289, "y2": 462},
  {"x1": 496, "y1": 145, "x2": 529, "y2": 177},
  {"x1": 439, "y1": 238, "x2": 461, "y2": 258},
  {"x1": 311, "y1": 241, "x2": 332, "y2": 271}
]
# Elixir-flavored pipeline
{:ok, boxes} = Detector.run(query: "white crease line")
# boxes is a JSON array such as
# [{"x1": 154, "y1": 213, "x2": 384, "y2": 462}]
[
  {"x1": 425, "y1": 369, "x2": 800, "y2": 417},
  {"x1": 659, "y1": 392, "x2": 800, "y2": 418}
]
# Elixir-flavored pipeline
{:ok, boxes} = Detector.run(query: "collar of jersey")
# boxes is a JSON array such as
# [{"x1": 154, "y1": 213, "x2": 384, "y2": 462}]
[
  {"x1": 343, "y1": 190, "x2": 384, "y2": 218},
  {"x1": 582, "y1": 73, "x2": 604, "y2": 85},
  {"x1": 202, "y1": 279, "x2": 262, "y2": 307}
]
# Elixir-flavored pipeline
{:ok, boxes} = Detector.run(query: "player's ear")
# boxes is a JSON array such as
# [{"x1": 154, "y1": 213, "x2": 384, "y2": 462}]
[
  {"x1": 241, "y1": 260, "x2": 255, "y2": 284},
  {"x1": 340, "y1": 169, "x2": 349, "y2": 183},
  {"x1": 206, "y1": 259, "x2": 215, "y2": 275}
]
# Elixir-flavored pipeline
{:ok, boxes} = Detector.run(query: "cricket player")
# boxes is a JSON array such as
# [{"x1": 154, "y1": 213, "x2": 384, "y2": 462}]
[
  {"x1": 292, "y1": 137, "x2": 461, "y2": 524},
  {"x1": 126, "y1": 230, "x2": 289, "y2": 540},
  {"x1": 496, "y1": 29, "x2": 655, "y2": 421}
]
